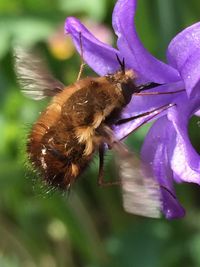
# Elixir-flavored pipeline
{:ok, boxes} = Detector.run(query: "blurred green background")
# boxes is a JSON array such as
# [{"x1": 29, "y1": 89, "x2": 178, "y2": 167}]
[{"x1": 0, "y1": 0, "x2": 200, "y2": 266}]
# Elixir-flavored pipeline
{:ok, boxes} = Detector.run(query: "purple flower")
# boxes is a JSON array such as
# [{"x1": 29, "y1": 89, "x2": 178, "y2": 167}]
[{"x1": 65, "y1": 0, "x2": 200, "y2": 219}]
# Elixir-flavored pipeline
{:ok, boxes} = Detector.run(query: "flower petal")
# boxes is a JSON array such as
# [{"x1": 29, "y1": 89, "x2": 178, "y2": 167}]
[
  {"x1": 114, "y1": 81, "x2": 185, "y2": 140},
  {"x1": 65, "y1": 17, "x2": 120, "y2": 75},
  {"x1": 112, "y1": 0, "x2": 180, "y2": 83},
  {"x1": 167, "y1": 96, "x2": 200, "y2": 183},
  {"x1": 167, "y1": 22, "x2": 200, "y2": 97},
  {"x1": 195, "y1": 110, "x2": 200, "y2": 116},
  {"x1": 161, "y1": 187, "x2": 185, "y2": 219},
  {"x1": 141, "y1": 117, "x2": 185, "y2": 219}
]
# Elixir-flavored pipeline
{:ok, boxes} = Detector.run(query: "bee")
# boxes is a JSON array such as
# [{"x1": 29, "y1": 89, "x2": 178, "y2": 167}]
[{"x1": 14, "y1": 46, "x2": 171, "y2": 218}]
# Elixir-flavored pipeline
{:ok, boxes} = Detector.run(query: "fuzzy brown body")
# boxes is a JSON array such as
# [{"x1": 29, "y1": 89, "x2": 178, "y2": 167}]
[{"x1": 28, "y1": 71, "x2": 136, "y2": 189}]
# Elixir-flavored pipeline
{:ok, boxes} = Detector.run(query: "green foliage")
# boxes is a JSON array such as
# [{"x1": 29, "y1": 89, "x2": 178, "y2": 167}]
[{"x1": 0, "y1": 0, "x2": 200, "y2": 266}]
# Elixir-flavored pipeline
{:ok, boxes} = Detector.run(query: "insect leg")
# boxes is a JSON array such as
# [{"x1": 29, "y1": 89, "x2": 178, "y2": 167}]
[
  {"x1": 116, "y1": 103, "x2": 175, "y2": 125},
  {"x1": 97, "y1": 144, "x2": 121, "y2": 186},
  {"x1": 76, "y1": 32, "x2": 86, "y2": 81}
]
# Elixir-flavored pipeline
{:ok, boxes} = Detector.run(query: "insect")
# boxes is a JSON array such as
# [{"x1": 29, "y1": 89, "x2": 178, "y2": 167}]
[{"x1": 14, "y1": 45, "x2": 177, "y2": 218}]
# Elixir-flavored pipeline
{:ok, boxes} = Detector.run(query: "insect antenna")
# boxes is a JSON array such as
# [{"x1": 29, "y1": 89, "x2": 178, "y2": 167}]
[{"x1": 116, "y1": 54, "x2": 125, "y2": 74}]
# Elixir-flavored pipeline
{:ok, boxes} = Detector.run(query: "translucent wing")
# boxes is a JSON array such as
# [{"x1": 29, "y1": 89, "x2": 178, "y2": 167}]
[
  {"x1": 101, "y1": 125, "x2": 161, "y2": 218},
  {"x1": 117, "y1": 151, "x2": 161, "y2": 218},
  {"x1": 14, "y1": 47, "x2": 65, "y2": 100}
]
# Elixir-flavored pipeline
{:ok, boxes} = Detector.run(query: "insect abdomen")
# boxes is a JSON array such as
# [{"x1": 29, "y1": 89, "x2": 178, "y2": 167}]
[{"x1": 28, "y1": 124, "x2": 94, "y2": 189}]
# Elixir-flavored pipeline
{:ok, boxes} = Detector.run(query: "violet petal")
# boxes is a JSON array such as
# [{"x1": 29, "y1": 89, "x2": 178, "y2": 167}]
[
  {"x1": 167, "y1": 22, "x2": 200, "y2": 97},
  {"x1": 65, "y1": 17, "x2": 120, "y2": 75},
  {"x1": 141, "y1": 117, "x2": 185, "y2": 219},
  {"x1": 161, "y1": 187, "x2": 186, "y2": 219},
  {"x1": 195, "y1": 110, "x2": 200, "y2": 116},
  {"x1": 112, "y1": 0, "x2": 180, "y2": 83},
  {"x1": 167, "y1": 96, "x2": 200, "y2": 183}
]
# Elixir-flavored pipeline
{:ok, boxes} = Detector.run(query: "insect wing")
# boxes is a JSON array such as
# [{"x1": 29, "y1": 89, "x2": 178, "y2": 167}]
[
  {"x1": 116, "y1": 149, "x2": 161, "y2": 218},
  {"x1": 14, "y1": 47, "x2": 64, "y2": 100},
  {"x1": 100, "y1": 126, "x2": 162, "y2": 218}
]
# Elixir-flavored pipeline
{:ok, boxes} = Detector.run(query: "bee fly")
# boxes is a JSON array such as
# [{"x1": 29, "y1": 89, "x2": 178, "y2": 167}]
[{"x1": 14, "y1": 45, "x2": 178, "y2": 218}]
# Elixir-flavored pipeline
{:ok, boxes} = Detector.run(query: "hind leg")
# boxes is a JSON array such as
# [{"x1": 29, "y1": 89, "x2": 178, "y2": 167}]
[
  {"x1": 76, "y1": 32, "x2": 85, "y2": 81},
  {"x1": 97, "y1": 144, "x2": 120, "y2": 186}
]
